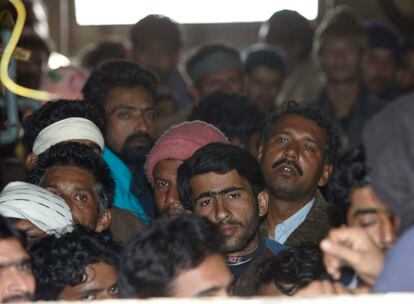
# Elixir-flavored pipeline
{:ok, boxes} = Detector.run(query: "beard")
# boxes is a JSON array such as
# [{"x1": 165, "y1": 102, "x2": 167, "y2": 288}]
[
  {"x1": 2, "y1": 292, "x2": 33, "y2": 303},
  {"x1": 119, "y1": 132, "x2": 155, "y2": 167}
]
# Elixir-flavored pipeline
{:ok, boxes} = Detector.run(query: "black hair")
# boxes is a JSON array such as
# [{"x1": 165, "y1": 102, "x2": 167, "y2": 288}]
[
  {"x1": 327, "y1": 145, "x2": 370, "y2": 216},
  {"x1": 256, "y1": 245, "x2": 325, "y2": 295},
  {"x1": 118, "y1": 215, "x2": 225, "y2": 298},
  {"x1": 130, "y1": 14, "x2": 182, "y2": 52},
  {"x1": 82, "y1": 60, "x2": 158, "y2": 107},
  {"x1": 189, "y1": 92, "x2": 264, "y2": 151},
  {"x1": 185, "y1": 43, "x2": 241, "y2": 85},
  {"x1": 26, "y1": 142, "x2": 114, "y2": 215},
  {"x1": 243, "y1": 44, "x2": 287, "y2": 77},
  {"x1": 260, "y1": 10, "x2": 313, "y2": 61},
  {"x1": 23, "y1": 99, "x2": 106, "y2": 153},
  {"x1": 80, "y1": 40, "x2": 129, "y2": 71},
  {"x1": 30, "y1": 225, "x2": 121, "y2": 300},
  {"x1": 0, "y1": 214, "x2": 26, "y2": 247},
  {"x1": 261, "y1": 101, "x2": 340, "y2": 165},
  {"x1": 177, "y1": 142, "x2": 265, "y2": 211},
  {"x1": 17, "y1": 31, "x2": 52, "y2": 57}
]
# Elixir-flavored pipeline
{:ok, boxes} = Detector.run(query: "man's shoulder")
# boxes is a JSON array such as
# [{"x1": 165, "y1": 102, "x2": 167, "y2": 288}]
[{"x1": 264, "y1": 238, "x2": 286, "y2": 255}]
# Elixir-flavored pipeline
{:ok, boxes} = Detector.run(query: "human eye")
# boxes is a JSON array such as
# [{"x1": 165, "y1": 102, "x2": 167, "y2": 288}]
[
  {"x1": 276, "y1": 136, "x2": 288, "y2": 144},
  {"x1": 109, "y1": 284, "x2": 119, "y2": 295},
  {"x1": 359, "y1": 215, "x2": 379, "y2": 228},
  {"x1": 16, "y1": 260, "x2": 32, "y2": 273},
  {"x1": 198, "y1": 198, "x2": 213, "y2": 208},
  {"x1": 80, "y1": 293, "x2": 96, "y2": 301},
  {"x1": 227, "y1": 192, "x2": 241, "y2": 199},
  {"x1": 304, "y1": 144, "x2": 315, "y2": 152},
  {"x1": 155, "y1": 180, "x2": 169, "y2": 189},
  {"x1": 117, "y1": 110, "x2": 131, "y2": 120},
  {"x1": 74, "y1": 192, "x2": 90, "y2": 203},
  {"x1": 142, "y1": 108, "x2": 158, "y2": 121}
]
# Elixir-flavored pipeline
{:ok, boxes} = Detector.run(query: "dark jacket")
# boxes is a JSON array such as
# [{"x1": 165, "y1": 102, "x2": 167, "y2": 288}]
[
  {"x1": 109, "y1": 207, "x2": 147, "y2": 245},
  {"x1": 284, "y1": 192, "x2": 342, "y2": 247}
]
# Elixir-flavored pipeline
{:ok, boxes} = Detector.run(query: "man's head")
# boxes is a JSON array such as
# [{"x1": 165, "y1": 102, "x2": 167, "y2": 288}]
[
  {"x1": 0, "y1": 182, "x2": 73, "y2": 247},
  {"x1": 23, "y1": 99, "x2": 106, "y2": 169},
  {"x1": 177, "y1": 143, "x2": 268, "y2": 255},
  {"x1": 190, "y1": 92, "x2": 264, "y2": 154},
  {"x1": 26, "y1": 142, "x2": 114, "y2": 232},
  {"x1": 256, "y1": 245, "x2": 324, "y2": 296},
  {"x1": 314, "y1": 6, "x2": 367, "y2": 84},
  {"x1": 362, "y1": 20, "x2": 399, "y2": 97},
  {"x1": 145, "y1": 121, "x2": 227, "y2": 218},
  {"x1": 328, "y1": 146, "x2": 397, "y2": 251},
  {"x1": 119, "y1": 215, "x2": 231, "y2": 298},
  {"x1": 242, "y1": 43, "x2": 287, "y2": 113},
  {"x1": 82, "y1": 60, "x2": 158, "y2": 169},
  {"x1": 30, "y1": 226, "x2": 121, "y2": 301},
  {"x1": 258, "y1": 101, "x2": 339, "y2": 203},
  {"x1": 0, "y1": 214, "x2": 35, "y2": 302},
  {"x1": 130, "y1": 14, "x2": 181, "y2": 82},
  {"x1": 259, "y1": 10, "x2": 313, "y2": 64},
  {"x1": 185, "y1": 43, "x2": 244, "y2": 99}
]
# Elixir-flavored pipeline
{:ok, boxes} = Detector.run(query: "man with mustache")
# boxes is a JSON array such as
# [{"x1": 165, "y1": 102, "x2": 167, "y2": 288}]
[
  {"x1": 0, "y1": 215, "x2": 35, "y2": 302},
  {"x1": 177, "y1": 143, "x2": 284, "y2": 296},
  {"x1": 258, "y1": 101, "x2": 342, "y2": 247},
  {"x1": 83, "y1": 60, "x2": 159, "y2": 221}
]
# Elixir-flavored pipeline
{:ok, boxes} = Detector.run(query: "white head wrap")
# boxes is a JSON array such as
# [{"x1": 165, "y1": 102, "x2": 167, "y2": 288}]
[
  {"x1": 32, "y1": 117, "x2": 105, "y2": 155},
  {"x1": 0, "y1": 182, "x2": 73, "y2": 235}
]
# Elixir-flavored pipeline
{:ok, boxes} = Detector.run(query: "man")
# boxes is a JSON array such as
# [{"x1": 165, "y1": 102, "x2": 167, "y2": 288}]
[
  {"x1": 259, "y1": 10, "x2": 323, "y2": 106},
  {"x1": 328, "y1": 145, "x2": 398, "y2": 251},
  {"x1": 0, "y1": 214, "x2": 35, "y2": 302},
  {"x1": 119, "y1": 215, "x2": 232, "y2": 298},
  {"x1": 185, "y1": 43, "x2": 244, "y2": 101},
  {"x1": 314, "y1": 6, "x2": 386, "y2": 150},
  {"x1": 242, "y1": 43, "x2": 287, "y2": 113},
  {"x1": 83, "y1": 60, "x2": 159, "y2": 220},
  {"x1": 190, "y1": 92, "x2": 263, "y2": 155},
  {"x1": 0, "y1": 182, "x2": 73, "y2": 247},
  {"x1": 361, "y1": 20, "x2": 400, "y2": 101},
  {"x1": 145, "y1": 121, "x2": 227, "y2": 218},
  {"x1": 130, "y1": 14, "x2": 192, "y2": 110},
  {"x1": 30, "y1": 227, "x2": 120, "y2": 301},
  {"x1": 258, "y1": 101, "x2": 342, "y2": 247},
  {"x1": 177, "y1": 143, "x2": 284, "y2": 296}
]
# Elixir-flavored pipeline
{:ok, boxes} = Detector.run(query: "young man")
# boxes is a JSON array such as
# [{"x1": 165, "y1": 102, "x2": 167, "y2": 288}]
[
  {"x1": 177, "y1": 143, "x2": 284, "y2": 296},
  {"x1": 83, "y1": 60, "x2": 159, "y2": 221},
  {"x1": 0, "y1": 214, "x2": 35, "y2": 302},
  {"x1": 145, "y1": 121, "x2": 227, "y2": 218},
  {"x1": 30, "y1": 227, "x2": 121, "y2": 301},
  {"x1": 119, "y1": 215, "x2": 232, "y2": 298},
  {"x1": 258, "y1": 101, "x2": 342, "y2": 247},
  {"x1": 242, "y1": 43, "x2": 287, "y2": 113},
  {"x1": 185, "y1": 43, "x2": 244, "y2": 101}
]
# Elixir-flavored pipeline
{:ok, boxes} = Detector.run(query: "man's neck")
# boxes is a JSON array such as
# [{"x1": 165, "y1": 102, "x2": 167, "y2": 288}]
[
  {"x1": 266, "y1": 192, "x2": 314, "y2": 238},
  {"x1": 228, "y1": 233, "x2": 260, "y2": 257},
  {"x1": 326, "y1": 80, "x2": 359, "y2": 119}
]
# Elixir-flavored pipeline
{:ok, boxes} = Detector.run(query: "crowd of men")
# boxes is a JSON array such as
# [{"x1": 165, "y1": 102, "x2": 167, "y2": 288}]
[{"x1": 1, "y1": 2, "x2": 414, "y2": 302}]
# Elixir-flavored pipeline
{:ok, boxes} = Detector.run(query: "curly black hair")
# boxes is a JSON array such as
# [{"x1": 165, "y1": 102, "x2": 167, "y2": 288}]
[
  {"x1": 261, "y1": 100, "x2": 340, "y2": 166},
  {"x1": 327, "y1": 145, "x2": 370, "y2": 215},
  {"x1": 118, "y1": 215, "x2": 225, "y2": 298},
  {"x1": 82, "y1": 59, "x2": 158, "y2": 108},
  {"x1": 256, "y1": 245, "x2": 325, "y2": 295},
  {"x1": 26, "y1": 142, "x2": 114, "y2": 215},
  {"x1": 189, "y1": 91, "x2": 264, "y2": 151},
  {"x1": 177, "y1": 142, "x2": 265, "y2": 211},
  {"x1": 29, "y1": 225, "x2": 121, "y2": 300},
  {"x1": 23, "y1": 100, "x2": 106, "y2": 153}
]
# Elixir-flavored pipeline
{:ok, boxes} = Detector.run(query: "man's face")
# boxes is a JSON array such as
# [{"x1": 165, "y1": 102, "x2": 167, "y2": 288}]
[
  {"x1": 59, "y1": 262, "x2": 118, "y2": 301},
  {"x1": 198, "y1": 67, "x2": 244, "y2": 98},
  {"x1": 246, "y1": 66, "x2": 283, "y2": 112},
  {"x1": 259, "y1": 114, "x2": 332, "y2": 202},
  {"x1": 39, "y1": 165, "x2": 110, "y2": 232},
  {"x1": 189, "y1": 170, "x2": 267, "y2": 256},
  {"x1": 153, "y1": 159, "x2": 187, "y2": 218},
  {"x1": 133, "y1": 40, "x2": 178, "y2": 83},
  {"x1": 104, "y1": 86, "x2": 157, "y2": 169},
  {"x1": 362, "y1": 48, "x2": 396, "y2": 96},
  {"x1": 0, "y1": 238, "x2": 35, "y2": 302},
  {"x1": 347, "y1": 186, "x2": 397, "y2": 251},
  {"x1": 320, "y1": 37, "x2": 361, "y2": 83},
  {"x1": 172, "y1": 254, "x2": 232, "y2": 297}
]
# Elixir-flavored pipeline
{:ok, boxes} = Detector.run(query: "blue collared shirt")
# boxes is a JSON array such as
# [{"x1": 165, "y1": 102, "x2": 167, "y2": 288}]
[
  {"x1": 103, "y1": 147, "x2": 149, "y2": 222},
  {"x1": 274, "y1": 198, "x2": 315, "y2": 244}
]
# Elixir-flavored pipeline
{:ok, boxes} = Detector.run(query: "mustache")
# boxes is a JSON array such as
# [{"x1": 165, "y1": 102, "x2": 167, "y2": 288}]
[
  {"x1": 272, "y1": 158, "x2": 303, "y2": 176},
  {"x1": 124, "y1": 132, "x2": 154, "y2": 146},
  {"x1": 2, "y1": 293, "x2": 33, "y2": 303},
  {"x1": 218, "y1": 219, "x2": 243, "y2": 228}
]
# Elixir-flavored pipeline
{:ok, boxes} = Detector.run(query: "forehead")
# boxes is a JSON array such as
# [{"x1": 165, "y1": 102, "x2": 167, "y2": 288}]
[
  {"x1": 323, "y1": 36, "x2": 359, "y2": 50},
  {"x1": 190, "y1": 170, "x2": 250, "y2": 194},
  {"x1": 349, "y1": 186, "x2": 387, "y2": 213},
  {"x1": 250, "y1": 65, "x2": 282, "y2": 78},
  {"x1": 203, "y1": 67, "x2": 242, "y2": 81},
  {"x1": 105, "y1": 86, "x2": 154, "y2": 110},
  {"x1": 153, "y1": 159, "x2": 183, "y2": 179},
  {"x1": 0, "y1": 238, "x2": 27, "y2": 264},
  {"x1": 271, "y1": 114, "x2": 328, "y2": 142},
  {"x1": 42, "y1": 166, "x2": 96, "y2": 188}
]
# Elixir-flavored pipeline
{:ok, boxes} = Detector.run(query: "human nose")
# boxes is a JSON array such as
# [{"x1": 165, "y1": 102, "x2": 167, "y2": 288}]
[
  {"x1": 214, "y1": 197, "x2": 232, "y2": 222},
  {"x1": 165, "y1": 185, "x2": 181, "y2": 206},
  {"x1": 380, "y1": 216, "x2": 396, "y2": 249},
  {"x1": 283, "y1": 141, "x2": 300, "y2": 160}
]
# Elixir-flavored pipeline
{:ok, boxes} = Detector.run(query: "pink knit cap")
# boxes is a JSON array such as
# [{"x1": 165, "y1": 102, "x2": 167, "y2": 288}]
[{"x1": 145, "y1": 120, "x2": 228, "y2": 184}]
